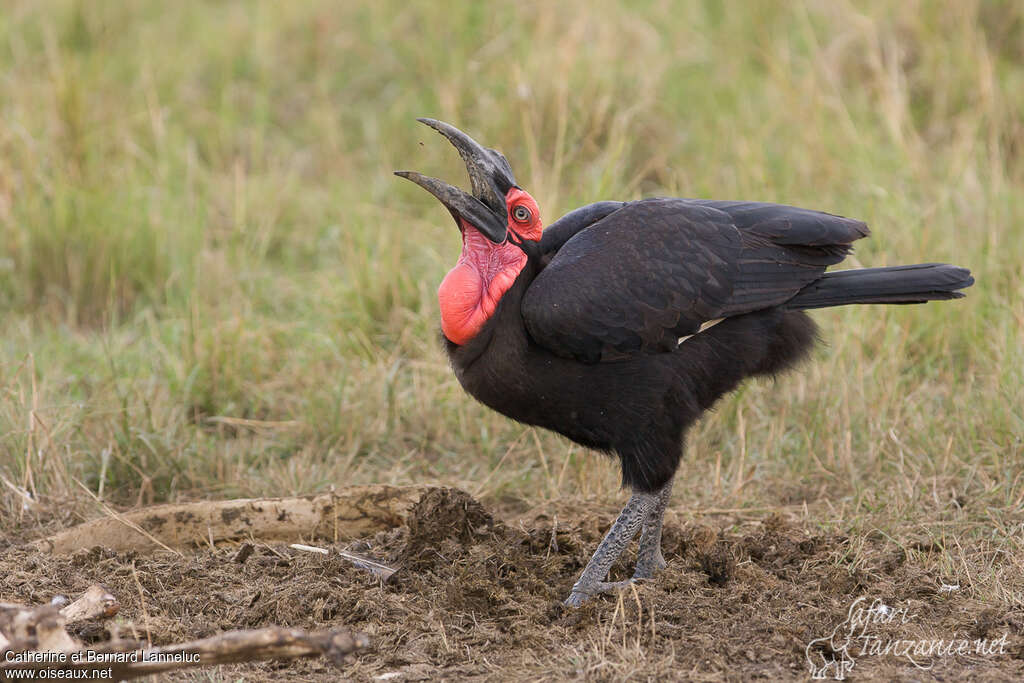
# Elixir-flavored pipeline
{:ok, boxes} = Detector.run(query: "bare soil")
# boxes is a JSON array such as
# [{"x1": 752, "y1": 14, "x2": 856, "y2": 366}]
[{"x1": 2, "y1": 488, "x2": 1022, "y2": 681}]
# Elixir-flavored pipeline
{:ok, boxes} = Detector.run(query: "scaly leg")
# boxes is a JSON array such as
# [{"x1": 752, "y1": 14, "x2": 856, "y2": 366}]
[
  {"x1": 564, "y1": 484, "x2": 668, "y2": 607},
  {"x1": 633, "y1": 477, "x2": 674, "y2": 579}
]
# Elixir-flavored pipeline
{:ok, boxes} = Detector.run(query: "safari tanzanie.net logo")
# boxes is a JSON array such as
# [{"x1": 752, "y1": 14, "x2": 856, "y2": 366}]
[{"x1": 805, "y1": 596, "x2": 1009, "y2": 679}]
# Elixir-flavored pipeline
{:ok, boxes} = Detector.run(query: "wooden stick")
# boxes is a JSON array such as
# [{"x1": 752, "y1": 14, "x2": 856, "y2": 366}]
[
  {"x1": 60, "y1": 584, "x2": 119, "y2": 623},
  {"x1": 32, "y1": 485, "x2": 433, "y2": 555},
  {"x1": 0, "y1": 626, "x2": 369, "y2": 680}
]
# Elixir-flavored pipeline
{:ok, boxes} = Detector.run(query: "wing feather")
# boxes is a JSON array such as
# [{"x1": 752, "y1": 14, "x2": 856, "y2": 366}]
[{"x1": 521, "y1": 198, "x2": 869, "y2": 362}]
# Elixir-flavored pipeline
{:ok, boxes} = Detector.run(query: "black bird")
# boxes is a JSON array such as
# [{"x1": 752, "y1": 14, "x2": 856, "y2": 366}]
[{"x1": 396, "y1": 119, "x2": 974, "y2": 606}]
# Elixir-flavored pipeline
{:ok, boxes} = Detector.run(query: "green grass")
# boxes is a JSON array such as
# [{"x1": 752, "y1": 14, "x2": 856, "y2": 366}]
[{"x1": 1, "y1": 0, "x2": 1022, "y2": 598}]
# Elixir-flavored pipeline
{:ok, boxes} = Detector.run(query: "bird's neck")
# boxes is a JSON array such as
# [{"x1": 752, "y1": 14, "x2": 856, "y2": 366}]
[{"x1": 438, "y1": 223, "x2": 528, "y2": 345}]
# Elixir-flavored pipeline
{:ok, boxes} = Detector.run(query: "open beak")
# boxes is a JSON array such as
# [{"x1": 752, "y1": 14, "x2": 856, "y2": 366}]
[{"x1": 395, "y1": 118, "x2": 517, "y2": 244}]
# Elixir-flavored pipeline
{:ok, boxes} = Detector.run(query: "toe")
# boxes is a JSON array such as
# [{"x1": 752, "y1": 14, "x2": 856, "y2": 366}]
[
  {"x1": 564, "y1": 591, "x2": 589, "y2": 607},
  {"x1": 564, "y1": 580, "x2": 637, "y2": 607}
]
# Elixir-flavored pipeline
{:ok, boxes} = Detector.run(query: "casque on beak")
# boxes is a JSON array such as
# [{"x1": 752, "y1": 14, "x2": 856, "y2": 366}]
[{"x1": 395, "y1": 118, "x2": 517, "y2": 244}]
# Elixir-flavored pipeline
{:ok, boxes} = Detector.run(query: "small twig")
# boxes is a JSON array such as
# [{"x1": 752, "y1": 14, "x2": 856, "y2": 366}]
[
  {"x1": 261, "y1": 543, "x2": 287, "y2": 560},
  {"x1": 0, "y1": 474, "x2": 35, "y2": 509},
  {"x1": 290, "y1": 543, "x2": 329, "y2": 555},
  {"x1": 59, "y1": 585, "x2": 118, "y2": 623},
  {"x1": 131, "y1": 564, "x2": 153, "y2": 646},
  {"x1": 547, "y1": 514, "x2": 559, "y2": 558},
  {"x1": 336, "y1": 550, "x2": 398, "y2": 581}
]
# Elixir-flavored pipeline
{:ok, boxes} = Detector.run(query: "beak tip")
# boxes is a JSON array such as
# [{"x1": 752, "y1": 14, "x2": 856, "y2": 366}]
[
  {"x1": 394, "y1": 170, "x2": 420, "y2": 183},
  {"x1": 403, "y1": 118, "x2": 511, "y2": 244}
]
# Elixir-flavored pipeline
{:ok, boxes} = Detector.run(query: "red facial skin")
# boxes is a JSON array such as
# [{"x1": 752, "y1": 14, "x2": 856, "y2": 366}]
[{"x1": 438, "y1": 188, "x2": 542, "y2": 345}]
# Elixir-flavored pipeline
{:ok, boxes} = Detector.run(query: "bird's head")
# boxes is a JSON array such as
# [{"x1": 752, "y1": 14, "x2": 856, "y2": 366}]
[{"x1": 396, "y1": 119, "x2": 542, "y2": 345}]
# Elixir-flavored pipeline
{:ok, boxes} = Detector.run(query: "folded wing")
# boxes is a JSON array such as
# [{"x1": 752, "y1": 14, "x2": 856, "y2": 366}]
[{"x1": 521, "y1": 198, "x2": 869, "y2": 362}]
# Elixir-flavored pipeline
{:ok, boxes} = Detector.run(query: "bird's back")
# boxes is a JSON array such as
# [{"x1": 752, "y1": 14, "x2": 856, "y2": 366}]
[{"x1": 522, "y1": 198, "x2": 867, "y2": 363}]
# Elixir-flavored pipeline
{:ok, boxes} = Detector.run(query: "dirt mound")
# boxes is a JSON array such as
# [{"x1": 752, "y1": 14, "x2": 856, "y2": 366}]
[
  {"x1": 3, "y1": 489, "x2": 1022, "y2": 680},
  {"x1": 396, "y1": 487, "x2": 495, "y2": 570}
]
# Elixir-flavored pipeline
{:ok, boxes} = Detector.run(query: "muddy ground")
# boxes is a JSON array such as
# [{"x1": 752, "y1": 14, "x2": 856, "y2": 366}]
[{"x1": 2, "y1": 488, "x2": 1022, "y2": 681}]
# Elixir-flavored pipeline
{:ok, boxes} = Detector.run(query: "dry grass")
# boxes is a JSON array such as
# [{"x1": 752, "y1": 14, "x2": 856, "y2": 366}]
[{"x1": 1, "y1": 1, "x2": 1023, "y2": 675}]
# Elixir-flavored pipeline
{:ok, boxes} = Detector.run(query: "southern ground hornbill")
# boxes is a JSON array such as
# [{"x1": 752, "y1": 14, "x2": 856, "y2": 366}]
[{"x1": 396, "y1": 118, "x2": 974, "y2": 607}]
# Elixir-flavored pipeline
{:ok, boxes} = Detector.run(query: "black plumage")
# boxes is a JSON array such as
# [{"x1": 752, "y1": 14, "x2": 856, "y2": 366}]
[
  {"x1": 525, "y1": 198, "x2": 867, "y2": 363},
  {"x1": 397, "y1": 119, "x2": 974, "y2": 605}
]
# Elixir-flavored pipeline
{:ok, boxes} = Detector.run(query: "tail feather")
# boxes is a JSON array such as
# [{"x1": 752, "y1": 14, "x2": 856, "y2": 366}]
[{"x1": 787, "y1": 263, "x2": 974, "y2": 310}]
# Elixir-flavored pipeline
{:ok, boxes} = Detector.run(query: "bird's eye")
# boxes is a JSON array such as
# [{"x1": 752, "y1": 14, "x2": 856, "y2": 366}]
[{"x1": 512, "y1": 205, "x2": 531, "y2": 222}]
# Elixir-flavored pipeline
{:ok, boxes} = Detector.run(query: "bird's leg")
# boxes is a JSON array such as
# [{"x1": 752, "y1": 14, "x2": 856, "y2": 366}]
[
  {"x1": 564, "y1": 490, "x2": 659, "y2": 607},
  {"x1": 632, "y1": 478, "x2": 674, "y2": 579}
]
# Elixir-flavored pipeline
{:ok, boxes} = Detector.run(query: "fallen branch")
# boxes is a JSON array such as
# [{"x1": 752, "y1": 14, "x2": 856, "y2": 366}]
[
  {"x1": 0, "y1": 626, "x2": 369, "y2": 680},
  {"x1": 1, "y1": 586, "x2": 368, "y2": 680},
  {"x1": 32, "y1": 485, "x2": 433, "y2": 555}
]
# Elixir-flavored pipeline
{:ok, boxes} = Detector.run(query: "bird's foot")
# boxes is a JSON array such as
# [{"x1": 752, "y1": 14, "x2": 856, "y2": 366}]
[
  {"x1": 565, "y1": 553, "x2": 668, "y2": 606},
  {"x1": 563, "y1": 480, "x2": 674, "y2": 608},
  {"x1": 564, "y1": 579, "x2": 640, "y2": 607}
]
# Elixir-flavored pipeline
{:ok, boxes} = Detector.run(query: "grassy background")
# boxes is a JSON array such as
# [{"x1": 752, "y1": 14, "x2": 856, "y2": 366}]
[{"x1": 1, "y1": 0, "x2": 1022, "y2": 597}]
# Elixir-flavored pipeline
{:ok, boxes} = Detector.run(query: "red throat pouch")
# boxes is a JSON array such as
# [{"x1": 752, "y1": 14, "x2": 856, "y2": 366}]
[{"x1": 438, "y1": 221, "x2": 527, "y2": 345}]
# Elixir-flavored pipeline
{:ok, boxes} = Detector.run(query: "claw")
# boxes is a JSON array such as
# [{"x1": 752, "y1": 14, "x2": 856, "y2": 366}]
[{"x1": 564, "y1": 591, "x2": 589, "y2": 608}]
